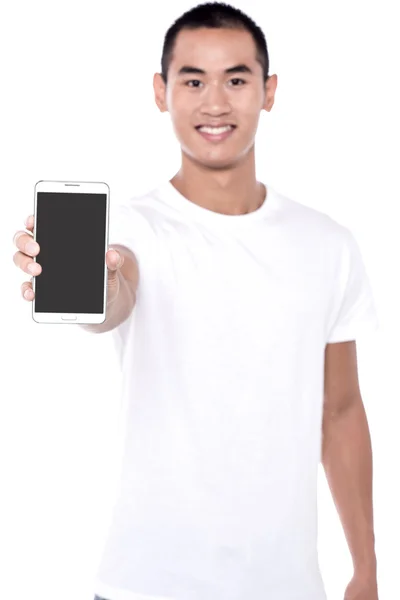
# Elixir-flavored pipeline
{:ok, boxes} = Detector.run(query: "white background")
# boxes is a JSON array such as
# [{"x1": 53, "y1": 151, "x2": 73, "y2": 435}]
[{"x1": 1, "y1": 1, "x2": 399, "y2": 599}]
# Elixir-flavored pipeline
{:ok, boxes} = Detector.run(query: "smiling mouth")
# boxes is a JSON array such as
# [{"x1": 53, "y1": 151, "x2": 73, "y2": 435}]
[
  {"x1": 195, "y1": 125, "x2": 236, "y2": 132},
  {"x1": 195, "y1": 125, "x2": 237, "y2": 142}
]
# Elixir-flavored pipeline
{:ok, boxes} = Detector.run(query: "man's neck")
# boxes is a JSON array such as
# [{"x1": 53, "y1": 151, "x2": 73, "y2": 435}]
[{"x1": 170, "y1": 153, "x2": 266, "y2": 216}]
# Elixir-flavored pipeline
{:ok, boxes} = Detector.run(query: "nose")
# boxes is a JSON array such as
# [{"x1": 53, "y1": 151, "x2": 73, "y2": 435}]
[{"x1": 200, "y1": 81, "x2": 231, "y2": 116}]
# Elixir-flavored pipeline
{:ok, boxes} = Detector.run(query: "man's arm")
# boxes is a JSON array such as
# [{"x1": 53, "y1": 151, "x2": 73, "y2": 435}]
[
  {"x1": 80, "y1": 244, "x2": 139, "y2": 334},
  {"x1": 322, "y1": 340, "x2": 377, "y2": 577}
]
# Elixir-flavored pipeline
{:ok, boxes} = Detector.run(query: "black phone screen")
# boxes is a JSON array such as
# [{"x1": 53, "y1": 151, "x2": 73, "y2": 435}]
[{"x1": 34, "y1": 191, "x2": 108, "y2": 314}]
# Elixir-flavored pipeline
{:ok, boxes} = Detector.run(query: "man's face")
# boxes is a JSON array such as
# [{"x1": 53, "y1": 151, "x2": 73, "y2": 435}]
[{"x1": 154, "y1": 27, "x2": 277, "y2": 169}]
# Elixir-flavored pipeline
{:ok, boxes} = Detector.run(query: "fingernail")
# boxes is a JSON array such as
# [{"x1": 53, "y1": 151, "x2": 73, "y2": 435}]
[{"x1": 109, "y1": 248, "x2": 119, "y2": 264}]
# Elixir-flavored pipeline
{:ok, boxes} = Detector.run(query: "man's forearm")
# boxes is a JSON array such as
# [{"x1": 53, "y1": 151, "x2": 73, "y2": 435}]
[
  {"x1": 79, "y1": 271, "x2": 136, "y2": 334},
  {"x1": 321, "y1": 399, "x2": 377, "y2": 575}
]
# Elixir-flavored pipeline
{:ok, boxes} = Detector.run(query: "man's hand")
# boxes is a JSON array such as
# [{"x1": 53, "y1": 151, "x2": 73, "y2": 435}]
[{"x1": 344, "y1": 573, "x2": 379, "y2": 599}]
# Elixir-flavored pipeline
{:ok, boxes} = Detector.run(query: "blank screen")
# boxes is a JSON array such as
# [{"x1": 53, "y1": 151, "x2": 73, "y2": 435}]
[{"x1": 34, "y1": 191, "x2": 107, "y2": 314}]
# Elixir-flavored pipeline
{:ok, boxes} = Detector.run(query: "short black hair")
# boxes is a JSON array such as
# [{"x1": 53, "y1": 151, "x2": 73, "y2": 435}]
[{"x1": 160, "y1": 2, "x2": 270, "y2": 84}]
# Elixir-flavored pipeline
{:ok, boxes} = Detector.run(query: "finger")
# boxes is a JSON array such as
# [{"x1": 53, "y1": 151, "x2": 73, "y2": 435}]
[
  {"x1": 21, "y1": 278, "x2": 34, "y2": 301},
  {"x1": 106, "y1": 248, "x2": 124, "y2": 272},
  {"x1": 13, "y1": 250, "x2": 42, "y2": 275},
  {"x1": 24, "y1": 214, "x2": 35, "y2": 232},
  {"x1": 13, "y1": 231, "x2": 40, "y2": 257}
]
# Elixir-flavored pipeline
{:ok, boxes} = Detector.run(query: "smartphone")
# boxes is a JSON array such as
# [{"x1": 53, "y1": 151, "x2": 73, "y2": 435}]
[{"x1": 32, "y1": 180, "x2": 109, "y2": 324}]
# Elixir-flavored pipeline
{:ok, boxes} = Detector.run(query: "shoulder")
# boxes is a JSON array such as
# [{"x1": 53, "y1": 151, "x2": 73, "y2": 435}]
[
  {"x1": 110, "y1": 183, "x2": 166, "y2": 230},
  {"x1": 271, "y1": 186, "x2": 351, "y2": 246}
]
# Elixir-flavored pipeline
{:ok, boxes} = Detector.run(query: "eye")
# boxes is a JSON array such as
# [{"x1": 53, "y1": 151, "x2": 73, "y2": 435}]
[
  {"x1": 229, "y1": 78, "x2": 246, "y2": 86},
  {"x1": 185, "y1": 80, "x2": 203, "y2": 88},
  {"x1": 185, "y1": 78, "x2": 246, "y2": 88}
]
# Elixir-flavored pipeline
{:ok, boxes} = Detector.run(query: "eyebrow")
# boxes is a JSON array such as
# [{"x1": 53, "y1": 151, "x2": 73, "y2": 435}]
[{"x1": 177, "y1": 64, "x2": 254, "y2": 76}]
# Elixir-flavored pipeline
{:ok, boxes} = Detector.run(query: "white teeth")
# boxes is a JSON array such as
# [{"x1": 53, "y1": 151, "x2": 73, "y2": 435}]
[{"x1": 198, "y1": 125, "x2": 233, "y2": 134}]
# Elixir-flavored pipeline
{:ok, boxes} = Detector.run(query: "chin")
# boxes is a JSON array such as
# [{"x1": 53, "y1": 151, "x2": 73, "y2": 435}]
[
  {"x1": 204, "y1": 159, "x2": 241, "y2": 171},
  {"x1": 183, "y1": 148, "x2": 243, "y2": 170},
  {"x1": 198, "y1": 157, "x2": 241, "y2": 171}
]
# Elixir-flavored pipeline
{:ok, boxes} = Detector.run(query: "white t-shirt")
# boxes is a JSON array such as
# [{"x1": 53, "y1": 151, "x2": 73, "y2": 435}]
[{"x1": 94, "y1": 181, "x2": 379, "y2": 600}]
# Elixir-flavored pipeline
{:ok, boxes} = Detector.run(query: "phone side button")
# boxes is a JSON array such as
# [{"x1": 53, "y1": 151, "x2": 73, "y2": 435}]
[{"x1": 61, "y1": 314, "x2": 78, "y2": 321}]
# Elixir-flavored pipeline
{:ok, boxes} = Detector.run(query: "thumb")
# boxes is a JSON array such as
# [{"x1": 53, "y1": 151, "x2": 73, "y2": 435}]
[
  {"x1": 107, "y1": 248, "x2": 124, "y2": 273},
  {"x1": 106, "y1": 249, "x2": 124, "y2": 305}
]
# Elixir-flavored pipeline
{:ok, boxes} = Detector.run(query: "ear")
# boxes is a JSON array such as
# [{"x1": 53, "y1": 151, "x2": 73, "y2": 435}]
[
  {"x1": 153, "y1": 72, "x2": 168, "y2": 113},
  {"x1": 262, "y1": 73, "x2": 278, "y2": 112}
]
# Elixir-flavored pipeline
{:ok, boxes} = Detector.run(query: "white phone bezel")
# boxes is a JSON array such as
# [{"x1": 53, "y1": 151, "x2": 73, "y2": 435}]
[{"x1": 32, "y1": 180, "x2": 109, "y2": 324}]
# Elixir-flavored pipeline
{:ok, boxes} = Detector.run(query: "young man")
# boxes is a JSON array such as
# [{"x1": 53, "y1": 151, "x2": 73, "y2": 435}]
[{"x1": 95, "y1": 3, "x2": 379, "y2": 600}]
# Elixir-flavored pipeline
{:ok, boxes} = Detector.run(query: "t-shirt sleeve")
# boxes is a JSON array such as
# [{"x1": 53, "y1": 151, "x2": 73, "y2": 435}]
[
  {"x1": 108, "y1": 197, "x2": 151, "y2": 261},
  {"x1": 326, "y1": 226, "x2": 380, "y2": 343},
  {"x1": 108, "y1": 199, "x2": 139, "y2": 257},
  {"x1": 107, "y1": 197, "x2": 151, "y2": 354}
]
